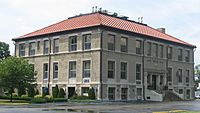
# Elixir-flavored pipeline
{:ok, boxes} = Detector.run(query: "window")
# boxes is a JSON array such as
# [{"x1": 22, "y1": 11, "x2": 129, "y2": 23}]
[
  {"x1": 136, "y1": 64, "x2": 141, "y2": 80},
  {"x1": 108, "y1": 87, "x2": 115, "y2": 100},
  {"x1": 186, "y1": 89, "x2": 190, "y2": 99},
  {"x1": 185, "y1": 50, "x2": 190, "y2": 62},
  {"x1": 19, "y1": 44, "x2": 25, "y2": 56},
  {"x1": 160, "y1": 76, "x2": 163, "y2": 85},
  {"x1": 83, "y1": 60, "x2": 91, "y2": 78},
  {"x1": 53, "y1": 62, "x2": 58, "y2": 79},
  {"x1": 178, "y1": 48, "x2": 183, "y2": 61},
  {"x1": 81, "y1": 87, "x2": 89, "y2": 96},
  {"x1": 53, "y1": 38, "x2": 59, "y2": 53},
  {"x1": 186, "y1": 70, "x2": 189, "y2": 83},
  {"x1": 69, "y1": 36, "x2": 77, "y2": 51},
  {"x1": 44, "y1": 40, "x2": 49, "y2": 54},
  {"x1": 108, "y1": 61, "x2": 115, "y2": 78},
  {"x1": 179, "y1": 89, "x2": 183, "y2": 94},
  {"x1": 136, "y1": 40, "x2": 142, "y2": 54},
  {"x1": 120, "y1": 37, "x2": 127, "y2": 52},
  {"x1": 177, "y1": 69, "x2": 182, "y2": 83},
  {"x1": 83, "y1": 34, "x2": 91, "y2": 50},
  {"x1": 108, "y1": 34, "x2": 115, "y2": 51},
  {"x1": 167, "y1": 46, "x2": 172, "y2": 59},
  {"x1": 69, "y1": 61, "x2": 76, "y2": 78},
  {"x1": 121, "y1": 62, "x2": 127, "y2": 79},
  {"x1": 167, "y1": 68, "x2": 172, "y2": 82},
  {"x1": 42, "y1": 87, "x2": 49, "y2": 95},
  {"x1": 37, "y1": 41, "x2": 40, "y2": 51},
  {"x1": 153, "y1": 43, "x2": 158, "y2": 57},
  {"x1": 29, "y1": 42, "x2": 35, "y2": 56},
  {"x1": 137, "y1": 88, "x2": 142, "y2": 99},
  {"x1": 160, "y1": 45, "x2": 164, "y2": 58},
  {"x1": 43, "y1": 63, "x2": 48, "y2": 79},
  {"x1": 147, "y1": 42, "x2": 151, "y2": 56},
  {"x1": 121, "y1": 88, "x2": 128, "y2": 100}
]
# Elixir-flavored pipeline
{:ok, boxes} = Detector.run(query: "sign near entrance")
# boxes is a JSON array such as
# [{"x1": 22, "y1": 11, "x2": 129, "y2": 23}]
[{"x1": 83, "y1": 78, "x2": 90, "y2": 83}]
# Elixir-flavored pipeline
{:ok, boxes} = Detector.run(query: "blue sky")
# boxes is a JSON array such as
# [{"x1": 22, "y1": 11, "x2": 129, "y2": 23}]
[{"x1": 0, "y1": 0, "x2": 199, "y2": 64}]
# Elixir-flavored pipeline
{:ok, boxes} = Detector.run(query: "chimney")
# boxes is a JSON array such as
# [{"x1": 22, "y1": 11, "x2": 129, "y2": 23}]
[{"x1": 157, "y1": 28, "x2": 165, "y2": 33}]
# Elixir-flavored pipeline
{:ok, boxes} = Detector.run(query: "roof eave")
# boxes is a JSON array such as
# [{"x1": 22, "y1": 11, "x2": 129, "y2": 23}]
[{"x1": 12, "y1": 24, "x2": 102, "y2": 41}]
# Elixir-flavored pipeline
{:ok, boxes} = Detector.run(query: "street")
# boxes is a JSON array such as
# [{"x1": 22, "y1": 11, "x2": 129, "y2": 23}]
[{"x1": 0, "y1": 100, "x2": 200, "y2": 113}]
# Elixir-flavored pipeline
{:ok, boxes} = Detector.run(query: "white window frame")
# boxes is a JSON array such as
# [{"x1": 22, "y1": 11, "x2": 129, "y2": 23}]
[
  {"x1": 83, "y1": 34, "x2": 91, "y2": 50},
  {"x1": 120, "y1": 61, "x2": 128, "y2": 79},
  {"x1": 53, "y1": 38, "x2": 59, "y2": 53},
  {"x1": 108, "y1": 60, "x2": 115, "y2": 79},
  {"x1": 29, "y1": 42, "x2": 36, "y2": 56},
  {"x1": 69, "y1": 61, "x2": 76, "y2": 78},
  {"x1": 53, "y1": 62, "x2": 59, "y2": 80},
  {"x1": 120, "y1": 36, "x2": 128, "y2": 52},
  {"x1": 108, "y1": 87, "x2": 116, "y2": 100},
  {"x1": 19, "y1": 43, "x2": 25, "y2": 57},
  {"x1": 83, "y1": 60, "x2": 91, "y2": 78},
  {"x1": 69, "y1": 36, "x2": 77, "y2": 52},
  {"x1": 43, "y1": 63, "x2": 48, "y2": 80},
  {"x1": 43, "y1": 40, "x2": 49, "y2": 54}
]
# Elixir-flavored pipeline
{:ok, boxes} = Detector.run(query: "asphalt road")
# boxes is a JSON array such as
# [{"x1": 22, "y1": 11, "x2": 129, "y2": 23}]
[{"x1": 1, "y1": 100, "x2": 200, "y2": 113}]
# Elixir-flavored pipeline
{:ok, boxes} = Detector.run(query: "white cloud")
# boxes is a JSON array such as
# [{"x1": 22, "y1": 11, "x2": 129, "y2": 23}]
[{"x1": 0, "y1": 0, "x2": 199, "y2": 64}]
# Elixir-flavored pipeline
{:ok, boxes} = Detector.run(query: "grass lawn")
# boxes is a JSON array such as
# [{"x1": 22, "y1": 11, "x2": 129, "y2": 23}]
[
  {"x1": 0, "y1": 99, "x2": 29, "y2": 105},
  {"x1": 178, "y1": 111, "x2": 200, "y2": 113},
  {"x1": 154, "y1": 110, "x2": 200, "y2": 113}
]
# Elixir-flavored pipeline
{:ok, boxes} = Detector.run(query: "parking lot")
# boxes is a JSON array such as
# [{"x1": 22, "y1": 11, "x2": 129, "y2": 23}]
[{"x1": 0, "y1": 100, "x2": 200, "y2": 113}]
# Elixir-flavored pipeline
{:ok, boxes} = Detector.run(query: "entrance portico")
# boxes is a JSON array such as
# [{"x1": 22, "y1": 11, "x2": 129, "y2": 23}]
[{"x1": 145, "y1": 71, "x2": 167, "y2": 92}]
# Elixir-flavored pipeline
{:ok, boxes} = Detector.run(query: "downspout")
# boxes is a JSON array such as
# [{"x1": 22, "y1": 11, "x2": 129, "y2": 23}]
[
  {"x1": 100, "y1": 29, "x2": 105, "y2": 101},
  {"x1": 48, "y1": 37, "x2": 52, "y2": 95},
  {"x1": 142, "y1": 39, "x2": 146, "y2": 101},
  {"x1": 192, "y1": 48, "x2": 196, "y2": 99},
  {"x1": 166, "y1": 45, "x2": 169, "y2": 89}
]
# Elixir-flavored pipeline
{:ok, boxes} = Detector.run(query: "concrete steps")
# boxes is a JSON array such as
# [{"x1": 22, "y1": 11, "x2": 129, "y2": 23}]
[{"x1": 163, "y1": 91, "x2": 183, "y2": 101}]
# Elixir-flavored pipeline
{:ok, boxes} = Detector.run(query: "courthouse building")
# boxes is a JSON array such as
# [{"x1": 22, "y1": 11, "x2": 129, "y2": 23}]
[{"x1": 12, "y1": 11, "x2": 196, "y2": 101}]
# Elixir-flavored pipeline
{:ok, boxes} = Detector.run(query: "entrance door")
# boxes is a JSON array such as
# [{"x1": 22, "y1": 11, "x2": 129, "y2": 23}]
[
  {"x1": 68, "y1": 87, "x2": 75, "y2": 98},
  {"x1": 152, "y1": 75, "x2": 157, "y2": 90},
  {"x1": 186, "y1": 89, "x2": 190, "y2": 99}
]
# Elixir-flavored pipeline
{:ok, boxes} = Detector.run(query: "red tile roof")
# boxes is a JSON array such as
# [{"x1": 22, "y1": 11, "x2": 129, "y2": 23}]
[{"x1": 13, "y1": 13, "x2": 195, "y2": 47}]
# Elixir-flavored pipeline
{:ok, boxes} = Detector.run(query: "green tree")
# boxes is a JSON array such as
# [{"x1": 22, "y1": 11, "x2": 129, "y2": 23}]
[
  {"x1": 0, "y1": 57, "x2": 36, "y2": 102},
  {"x1": 88, "y1": 87, "x2": 95, "y2": 100},
  {"x1": 195, "y1": 65, "x2": 200, "y2": 88},
  {"x1": 52, "y1": 85, "x2": 59, "y2": 98},
  {"x1": 18, "y1": 86, "x2": 26, "y2": 97},
  {"x1": 0, "y1": 41, "x2": 10, "y2": 60},
  {"x1": 195, "y1": 65, "x2": 200, "y2": 79},
  {"x1": 58, "y1": 88, "x2": 65, "y2": 98}
]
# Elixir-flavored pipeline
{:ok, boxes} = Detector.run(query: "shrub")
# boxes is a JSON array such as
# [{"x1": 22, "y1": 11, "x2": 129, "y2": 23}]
[
  {"x1": 35, "y1": 89, "x2": 39, "y2": 95},
  {"x1": 58, "y1": 88, "x2": 65, "y2": 98},
  {"x1": 12, "y1": 93, "x2": 18, "y2": 97},
  {"x1": 45, "y1": 95, "x2": 53, "y2": 102},
  {"x1": 53, "y1": 98, "x2": 68, "y2": 102},
  {"x1": 34, "y1": 95, "x2": 43, "y2": 98},
  {"x1": 0, "y1": 95, "x2": 9, "y2": 99},
  {"x1": 31, "y1": 98, "x2": 47, "y2": 103},
  {"x1": 88, "y1": 87, "x2": 96, "y2": 100},
  {"x1": 0, "y1": 95, "x2": 31, "y2": 101},
  {"x1": 70, "y1": 95, "x2": 89, "y2": 100},
  {"x1": 52, "y1": 85, "x2": 59, "y2": 98},
  {"x1": 27, "y1": 85, "x2": 35, "y2": 97},
  {"x1": 21, "y1": 95, "x2": 28, "y2": 98}
]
